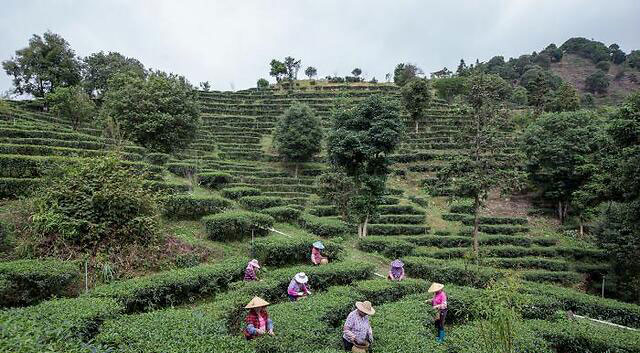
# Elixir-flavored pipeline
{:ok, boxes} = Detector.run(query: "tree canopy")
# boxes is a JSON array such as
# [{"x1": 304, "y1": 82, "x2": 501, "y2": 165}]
[
  {"x1": 46, "y1": 85, "x2": 96, "y2": 130},
  {"x1": 304, "y1": 66, "x2": 317, "y2": 79},
  {"x1": 2, "y1": 31, "x2": 82, "y2": 98},
  {"x1": 83, "y1": 51, "x2": 145, "y2": 98},
  {"x1": 393, "y1": 63, "x2": 423, "y2": 86},
  {"x1": 272, "y1": 102, "x2": 323, "y2": 176},
  {"x1": 101, "y1": 71, "x2": 200, "y2": 153},
  {"x1": 401, "y1": 78, "x2": 432, "y2": 132}
]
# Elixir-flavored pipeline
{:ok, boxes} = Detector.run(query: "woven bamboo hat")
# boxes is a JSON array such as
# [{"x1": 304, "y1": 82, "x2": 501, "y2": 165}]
[
  {"x1": 294, "y1": 272, "x2": 309, "y2": 284},
  {"x1": 245, "y1": 296, "x2": 270, "y2": 309},
  {"x1": 428, "y1": 282, "x2": 444, "y2": 293},
  {"x1": 312, "y1": 241, "x2": 325, "y2": 250},
  {"x1": 355, "y1": 301, "x2": 375, "y2": 316},
  {"x1": 248, "y1": 259, "x2": 260, "y2": 269}
]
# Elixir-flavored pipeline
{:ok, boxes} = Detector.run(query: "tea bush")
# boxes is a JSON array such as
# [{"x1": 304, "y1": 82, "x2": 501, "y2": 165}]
[
  {"x1": 260, "y1": 206, "x2": 301, "y2": 222},
  {"x1": 297, "y1": 214, "x2": 350, "y2": 237},
  {"x1": 253, "y1": 235, "x2": 343, "y2": 266},
  {"x1": 90, "y1": 256, "x2": 246, "y2": 312},
  {"x1": 31, "y1": 155, "x2": 160, "y2": 250},
  {"x1": 202, "y1": 211, "x2": 274, "y2": 241},
  {"x1": 0, "y1": 259, "x2": 79, "y2": 307},
  {"x1": 221, "y1": 186, "x2": 262, "y2": 199},
  {"x1": 162, "y1": 194, "x2": 231, "y2": 220},
  {"x1": 144, "y1": 152, "x2": 171, "y2": 165},
  {"x1": 357, "y1": 236, "x2": 416, "y2": 258},
  {"x1": 238, "y1": 195, "x2": 286, "y2": 211},
  {"x1": 199, "y1": 171, "x2": 233, "y2": 189}
]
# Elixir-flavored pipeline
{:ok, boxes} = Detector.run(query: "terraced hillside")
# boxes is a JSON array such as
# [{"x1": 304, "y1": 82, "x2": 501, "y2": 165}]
[{"x1": 1, "y1": 85, "x2": 639, "y2": 353}]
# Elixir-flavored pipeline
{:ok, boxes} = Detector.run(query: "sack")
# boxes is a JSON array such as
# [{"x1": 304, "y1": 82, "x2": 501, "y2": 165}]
[{"x1": 352, "y1": 343, "x2": 369, "y2": 353}]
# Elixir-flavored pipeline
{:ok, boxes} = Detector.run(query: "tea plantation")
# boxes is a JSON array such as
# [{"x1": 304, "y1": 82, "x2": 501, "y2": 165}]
[{"x1": 1, "y1": 84, "x2": 639, "y2": 353}]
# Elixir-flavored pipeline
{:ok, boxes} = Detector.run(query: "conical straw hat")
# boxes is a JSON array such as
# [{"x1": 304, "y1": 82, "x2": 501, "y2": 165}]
[
  {"x1": 245, "y1": 296, "x2": 270, "y2": 309},
  {"x1": 355, "y1": 301, "x2": 375, "y2": 315},
  {"x1": 428, "y1": 282, "x2": 444, "y2": 293}
]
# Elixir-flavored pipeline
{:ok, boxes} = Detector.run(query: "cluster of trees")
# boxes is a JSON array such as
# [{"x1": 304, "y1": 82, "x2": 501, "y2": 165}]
[
  {"x1": 521, "y1": 92, "x2": 640, "y2": 302},
  {"x1": 266, "y1": 58, "x2": 373, "y2": 86},
  {"x1": 2, "y1": 31, "x2": 200, "y2": 152}
]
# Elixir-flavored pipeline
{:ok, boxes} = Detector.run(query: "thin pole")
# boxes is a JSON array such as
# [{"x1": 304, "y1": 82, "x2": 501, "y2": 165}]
[
  {"x1": 84, "y1": 260, "x2": 88, "y2": 294},
  {"x1": 601, "y1": 276, "x2": 605, "y2": 298},
  {"x1": 251, "y1": 228, "x2": 255, "y2": 258}
]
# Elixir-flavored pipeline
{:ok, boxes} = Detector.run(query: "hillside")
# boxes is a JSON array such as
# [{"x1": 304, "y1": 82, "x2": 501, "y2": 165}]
[
  {"x1": 551, "y1": 53, "x2": 640, "y2": 104},
  {"x1": 1, "y1": 84, "x2": 639, "y2": 352}
]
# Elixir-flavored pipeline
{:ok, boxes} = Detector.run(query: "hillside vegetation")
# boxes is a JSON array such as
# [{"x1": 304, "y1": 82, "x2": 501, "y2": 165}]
[{"x1": 1, "y1": 32, "x2": 639, "y2": 353}]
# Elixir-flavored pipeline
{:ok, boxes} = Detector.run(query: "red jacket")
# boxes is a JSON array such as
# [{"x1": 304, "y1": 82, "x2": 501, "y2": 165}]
[{"x1": 243, "y1": 309, "x2": 271, "y2": 339}]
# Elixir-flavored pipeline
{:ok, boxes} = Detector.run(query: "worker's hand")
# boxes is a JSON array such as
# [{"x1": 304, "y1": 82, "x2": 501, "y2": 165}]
[
  {"x1": 256, "y1": 329, "x2": 265, "y2": 335},
  {"x1": 297, "y1": 292, "x2": 304, "y2": 296},
  {"x1": 347, "y1": 332, "x2": 356, "y2": 342},
  {"x1": 268, "y1": 329, "x2": 275, "y2": 336}
]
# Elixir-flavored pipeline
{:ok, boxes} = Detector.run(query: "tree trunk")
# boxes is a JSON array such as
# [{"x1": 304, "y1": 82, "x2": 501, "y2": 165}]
[
  {"x1": 294, "y1": 164, "x2": 298, "y2": 179},
  {"x1": 363, "y1": 214, "x2": 370, "y2": 238},
  {"x1": 579, "y1": 216, "x2": 584, "y2": 237},
  {"x1": 558, "y1": 201, "x2": 564, "y2": 224},
  {"x1": 472, "y1": 194, "x2": 480, "y2": 257},
  {"x1": 415, "y1": 120, "x2": 419, "y2": 133}
]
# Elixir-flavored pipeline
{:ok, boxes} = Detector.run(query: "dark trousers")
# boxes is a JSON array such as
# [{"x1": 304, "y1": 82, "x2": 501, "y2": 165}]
[
  {"x1": 435, "y1": 309, "x2": 448, "y2": 331},
  {"x1": 343, "y1": 337, "x2": 354, "y2": 351}
]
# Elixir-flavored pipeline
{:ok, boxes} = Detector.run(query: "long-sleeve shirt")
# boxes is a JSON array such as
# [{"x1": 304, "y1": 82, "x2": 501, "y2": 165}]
[
  {"x1": 287, "y1": 279, "x2": 310, "y2": 297},
  {"x1": 432, "y1": 291, "x2": 448, "y2": 310},
  {"x1": 244, "y1": 266, "x2": 257, "y2": 281},
  {"x1": 343, "y1": 309, "x2": 373, "y2": 345},
  {"x1": 244, "y1": 310, "x2": 273, "y2": 338}
]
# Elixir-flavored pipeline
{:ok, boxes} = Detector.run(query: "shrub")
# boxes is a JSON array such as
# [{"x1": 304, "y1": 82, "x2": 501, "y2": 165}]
[
  {"x1": 238, "y1": 195, "x2": 286, "y2": 211},
  {"x1": 253, "y1": 235, "x2": 343, "y2": 266},
  {"x1": 366, "y1": 223, "x2": 429, "y2": 236},
  {"x1": 596, "y1": 60, "x2": 611, "y2": 72},
  {"x1": 482, "y1": 257, "x2": 571, "y2": 271},
  {"x1": 0, "y1": 259, "x2": 79, "y2": 307},
  {"x1": 0, "y1": 297, "x2": 124, "y2": 352},
  {"x1": 442, "y1": 213, "x2": 527, "y2": 225},
  {"x1": 0, "y1": 177, "x2": 39, "y2": 198},
  {"x1": 260, "y1": 206, "x2": 301, "y2": 222},
  {"x1": 30, "y1": 155, "x2": 160, "y2": 250},
  {"x1": 202, "y1": 211, "x2": 274, "y2": 241},
  {"x1": 166, "y1": 162, "x2": 198, "y2": 176},
  {"x1": 221, "y1": 186, "x2": 261, "y2": 199},
  {"x1": 162, "y1": 195, "x2": 231, "y2": 220},
  {"x1": 403, "y1": 256, "x2": 503, "y2": 288},
  {"x1": 198, "y1": 171, "x2": 233, "y2": 189},
  {"x1": 90, "y1": 257, "x2": 246, "y2": 312},
  {"x1": 257, "y1": 78, "x2": 270, "y2": 90},
  {"x1": 585, "y1": 70, "x2": 609, "y2": 94},
  {"x1": 357, "y1": 236, "x2": 416, "y2": 258},
  {"x1": 379, "y1": 204, "x2": 424, "y2": 215},
  {"x1": 297, "y1": 214, "x2": 350, "y2": 237},
  {"x1": 143, "y1": 152, "x2": 169, "y2": 166},
  {"x1": 308, "y1": 205, "x2": 338, "y2": 217}
]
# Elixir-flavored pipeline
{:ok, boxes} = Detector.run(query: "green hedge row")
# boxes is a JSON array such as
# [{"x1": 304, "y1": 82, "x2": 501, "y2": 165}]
[
  {"x1": 254, "y1": 235, "x2": 343, "y2": 266},
  {"x1": 202, "y1": 211, "x2": 275, "y2": 241},
  {"x1": 520, "y1": 270, "x2": 584, "y2": 286},
  {"x1": 166, "y1": 162, "x2": 198, "y2": 176},
  {"x1": 238, "y1": 195, "x2": 286, "y2": 211},
  {"x1": 0, "y1": 297, "x2": 124, "y2": 352},
  {"x1": 379, "y1": 204, "x2": 425, "y2": 215},
  {"x1": 90, "y1": 257, "x2": 246, "y2": 312},
  {"x1": 357, "y1": 236, "x2": 416, "y2": 258},
  {"x1": 221, "y1": 186, "x2": 262, "y2": 199},
  {"x1": 308, "y1": 205, "x2": 338, "y2": 217},
  {"x1": 0, "y1": 259, "x2": 79, "y2": 307},
  {"x1": 144, "y1": 152, "x2": 171, "y2": 166},
  {"x1": 162, "y1": 195, "x2": 232, "y2": 220},
  {"x1": 449, "y1": 198, "x2": 474, "y2": 214},
  {"x1": 442, "y1": 212, "x2": 528, "y2": 225},
  {"x1": 478, "y1": 224, "x2": 530, "y2": 234},
  {"x1": 0, "y1": 177, "x2": 39, "y2": 198},
  {"x1": 0, "y1": 142, "x2": 142, "y2": 161},
  {"x1": 297, "y1": 214, "x2": 350, "y2": 237},
  {"x1": 404, "y1": 234, "x2": 556, "y2": 248},
  {"x1": 0, "y1": 136, "x2": 144, "y2": 154},
  {"x1": 367, "y1": 223, "x2": 429, "y2": 236},
  {"x1": 374, "y1": 214, "x2": 425, "y2": 224},
  {"x1": 482, "y1": 256, "x2": 571, "y2": 271},
  {"x1": 260, "y1": 206, "x2": 301, "y2": 222},
  {"x1": 199, "y1": 171, "x2": 233, "y2": 189}
]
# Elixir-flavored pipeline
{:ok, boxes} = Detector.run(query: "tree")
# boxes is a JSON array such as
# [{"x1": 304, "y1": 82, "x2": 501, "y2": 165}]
[
  {"x1": 439, "y1": 74, "x2": 522, "y2": 256},
  {"x1": 432, "y1": 77, "x2": 467, "y2": 103},
  {"x1": 199, "y1": 81, "x2": 210, "y2": 91},
  {"x1": 351, "y1": 68, "x2": 362, "y2": 77},
  {"x1": 456, "y1": 59, "x2": 469, "y2": 76},
  {"x1": 511, "y1": 86, "x2": 528, "y2": 106},
  {"x1": 272, "y1": 102, "x2": 323, "y2": 177},
  {"x1": 393, "y1": 63, "x2": 423, "y2": 86},
  {"x1": 2, "y1": 31, "x2": 81, "y2": 98},
  {"x1": 585, "y1": 70, "x2": 610, "y2": 94},
  {"x1": 269, "y1": 59, "x2": 287, "y2": 82},
  {"x1": 257, "y1": 78, "x2": 270, "y2": 90},
  {"x1": 101, "y1": 71, "x2": 200, "y2": 153},
  {"x1": 546, "y1": 82, "x2": 580, "y2": 112},
  {"x1": 627, "y1": 50, "x2": 640, "y2": 69},
  {"x1": 522, "y1": 111, "x2": 605, "y2": 224},
  {"x1": 401, "y1": 78, "x2": 432, "y2": 132},
  {"x1": 327, "y1": 95, "x2": 404, "y2": 237},
  {"x1": 304, "y1": 66, "x2": 317, "y2": 80},
  {"x1": 283, "y1": 56, "x2": 301, "y2": 81},
  {"x1": 46, "y1": 85, "x2": 96, "y2": 130},
  {"x1": 83, "y1": 51, "x2": 145, "y2": 98},
  {"x1": 609, "y1": 44, "x2": 626, "y2": 65}
]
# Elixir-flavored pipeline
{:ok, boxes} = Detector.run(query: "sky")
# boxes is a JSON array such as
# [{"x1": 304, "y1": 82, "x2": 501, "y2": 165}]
[{"x1": 1, "y1": 0, "x2": 639, "y2": 93}]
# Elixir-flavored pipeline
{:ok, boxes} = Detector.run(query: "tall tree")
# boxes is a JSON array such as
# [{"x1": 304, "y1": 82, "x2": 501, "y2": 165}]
[
  {"x1": 351, "y1": 68, "x2": 362, "y2": 77},
  {"x1": 393, "y1": 63, "x2": 423, "y2": 86},
  {"x1": 327, "y1": 95, "x2": 404, "y2": 237},
  {"x1": 272, "y1": 102, "x2": 323, "y2": 177},
  {"x1": 269, "y1": 59, "x2": 287, "y2": 82},
  {"x1": 101, "y1": 71, "x2": 200, "y2": 153},
  {"x1": 546, "y1": 82, "x2": 580, "y2": 112},
  {"x1": 522, "y1": 110, "x2": 605, "y2": 224},
  {"x1": 401, "y1": 78, "x2": 432, "y2": 132},
  {"x1": 46, "y1": 85, "x2": 96, "y2": 130},
  {"x1": 304, "y1": 66, "x2": 317, "y2": 80},
  {"x1": 439, "y1": 74, "x2": 522, "y2": 256},
  {"x1": 2, "y1": 31, "x2": 82, "y2": 98},
  {"x1": 283, "y1": 56, "x2": 301, "y2": 81},
  {"x1": 83, "y1": 51, "x2": 145, "y2": 98}
]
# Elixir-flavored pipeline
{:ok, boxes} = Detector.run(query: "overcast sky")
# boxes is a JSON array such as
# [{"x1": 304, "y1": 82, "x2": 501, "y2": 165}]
[{"x1": 1, "y1": 0, "x2": 639, "y2": 93}]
